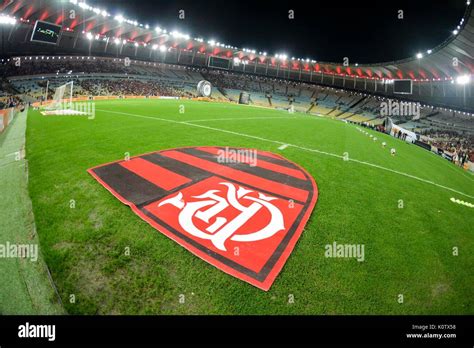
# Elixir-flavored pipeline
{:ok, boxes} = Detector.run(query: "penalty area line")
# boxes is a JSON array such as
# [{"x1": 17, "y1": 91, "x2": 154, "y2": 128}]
[{"x1": 97, "y1": 109, "x2": 474, "y2": 199}]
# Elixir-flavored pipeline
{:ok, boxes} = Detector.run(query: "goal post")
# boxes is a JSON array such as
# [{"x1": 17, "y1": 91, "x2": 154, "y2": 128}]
[
  {"x1": 46, "y1": 81, "x2": 73, "y2": 111},
  {"x1": 40, "y1": 81, "x2": 94, "y2": 117}
]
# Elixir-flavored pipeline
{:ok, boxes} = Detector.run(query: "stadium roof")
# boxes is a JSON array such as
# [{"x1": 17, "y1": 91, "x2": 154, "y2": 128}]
[{"x1": 1, "y1": 0, "x2": 473, "y2": 82}]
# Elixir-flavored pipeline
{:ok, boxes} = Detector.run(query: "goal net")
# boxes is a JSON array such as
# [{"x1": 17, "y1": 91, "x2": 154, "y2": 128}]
[{"x1": 43, "y1": 81, "x2": 74, "y2": 114}]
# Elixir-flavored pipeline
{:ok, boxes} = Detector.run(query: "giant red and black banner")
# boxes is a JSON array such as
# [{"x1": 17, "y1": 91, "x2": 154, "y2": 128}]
[{"x1": 88, "y1": 147, "x2": 318, "y2": 290}]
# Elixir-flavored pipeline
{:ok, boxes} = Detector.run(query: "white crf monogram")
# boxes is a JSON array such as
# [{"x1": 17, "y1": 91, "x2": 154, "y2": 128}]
[{"x1": 159, "y1": 182, "x2": 285, "y2": 251}]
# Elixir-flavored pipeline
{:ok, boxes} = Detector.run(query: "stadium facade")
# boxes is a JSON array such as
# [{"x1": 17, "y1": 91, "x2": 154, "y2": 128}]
[{"x1": 1, "y1": 0, "x2": 473, "y2": 111}]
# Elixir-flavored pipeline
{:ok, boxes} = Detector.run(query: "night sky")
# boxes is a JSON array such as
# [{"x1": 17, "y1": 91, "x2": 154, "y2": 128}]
[{"x1": 87, "y1": 0, "x2": 468, "y2": 64}]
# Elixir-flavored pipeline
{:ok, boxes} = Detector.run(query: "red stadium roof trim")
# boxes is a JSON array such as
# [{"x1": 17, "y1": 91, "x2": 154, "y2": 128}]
[{"x1": 1, "y1": 0, "x2": 473, "y2": 82}]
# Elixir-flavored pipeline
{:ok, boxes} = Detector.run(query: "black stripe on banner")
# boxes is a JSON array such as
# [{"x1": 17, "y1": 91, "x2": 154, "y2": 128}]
[
  {"x1": 92, "y1": 163, "x2": 168, "y2": 206},
  {"x1": 179, "y1": 148, "x2": 313, "y2": 192},
  {"x1": 141, "y1": 152, "x2": 212, "y2": 183}
]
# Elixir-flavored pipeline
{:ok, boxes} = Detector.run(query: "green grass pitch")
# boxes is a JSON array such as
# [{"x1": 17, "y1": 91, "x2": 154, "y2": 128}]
[{"x1": 25, "y1": 99, "x2": 473, "y2": 314}]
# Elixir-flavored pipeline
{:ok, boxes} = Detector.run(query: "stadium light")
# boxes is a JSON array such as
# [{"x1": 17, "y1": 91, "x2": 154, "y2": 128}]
[
  {"x1": 114, "y1": 38, "x2": 121, "y2": 45},
  {"x1": 0, "y1": 15, "x2": 16, "y2": 25},
  {"x1": 159, "y1": 45, "x2": 167, "y2": 52},
  {"x1": 452, "y1": 29, "x2": 459, "y2": 35},
  {"x1": 152, "y1": 44, "x2": 158, "y2": 50},
  {"x1": 456, "y1": 74, "x2": 471, "y2": 85},
  {"x1": 171, "y1": 31, "x2": 190, "y2": 40},
  {"x1": 114, "y1": 15, "x2": 124, "y2": 23},
  {"x1": 208, "y1": 40, "x2": 216, "y2": 46},
  {"x1": 86, "y1": 32, "x2": 93, "y2": 40},
  {"x1": 416, "y1": 53, "x2": 423, "y2": 59}
]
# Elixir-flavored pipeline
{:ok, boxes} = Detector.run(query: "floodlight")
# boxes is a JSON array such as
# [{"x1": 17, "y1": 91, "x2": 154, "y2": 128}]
[
  {"x1": 416, "y1": 53, "x2": 423, "y2": 59},
  {"x1": 114, "y1": 15, "x2": 124, "y2": 23},
  {"x1": 159, "y1": 45, "x2": 167, "y2": 52},
  {"x1": 0, "y1": 15, "x2": 16, "y2": 25},
  {"x1": 456, "y1": 75, "x2": 471, "y2": 85}
]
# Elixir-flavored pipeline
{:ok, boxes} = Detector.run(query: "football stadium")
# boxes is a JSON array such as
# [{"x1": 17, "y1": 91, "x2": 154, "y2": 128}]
[{"x1": 0, "y1": 0, "x2": 473, "y2": 318}]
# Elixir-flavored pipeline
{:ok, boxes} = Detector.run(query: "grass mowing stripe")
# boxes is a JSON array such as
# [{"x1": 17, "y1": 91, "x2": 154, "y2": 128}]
[
  {"x1": 98, "y1": 108, "x2": 474, "y2": 199},
  {"x1": 185, "y1": 116, "x2": 300, "y2": 123}
]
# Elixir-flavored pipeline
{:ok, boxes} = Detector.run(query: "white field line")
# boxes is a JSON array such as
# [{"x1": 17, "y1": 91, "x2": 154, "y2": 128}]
[
  {"x1": 353, "y1": 124, "x2": 474, "y2": 183},
  {"x1": 443, "y1": 157, "x2": 474, "y2": 182},
  {"x1": 96, "y1": 109, "x2": 474, "y2": 199},
  {"x1": 278, "y1": 144, "x2": 289, "y2": 150}
]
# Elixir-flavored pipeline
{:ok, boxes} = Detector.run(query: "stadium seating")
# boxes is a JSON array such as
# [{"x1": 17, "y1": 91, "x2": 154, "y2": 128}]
[{"x1": 1, "y1": 55, "x2": 472, "y2": 160}]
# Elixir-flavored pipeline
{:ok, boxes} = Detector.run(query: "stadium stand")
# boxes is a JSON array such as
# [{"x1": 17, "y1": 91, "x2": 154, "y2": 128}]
[
  {"x1": 0, "y1": 0, "x2": 472, "y2": 161},
  {"x1": 1, "y1": 57, "x2": 471, "y2": 130}
]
